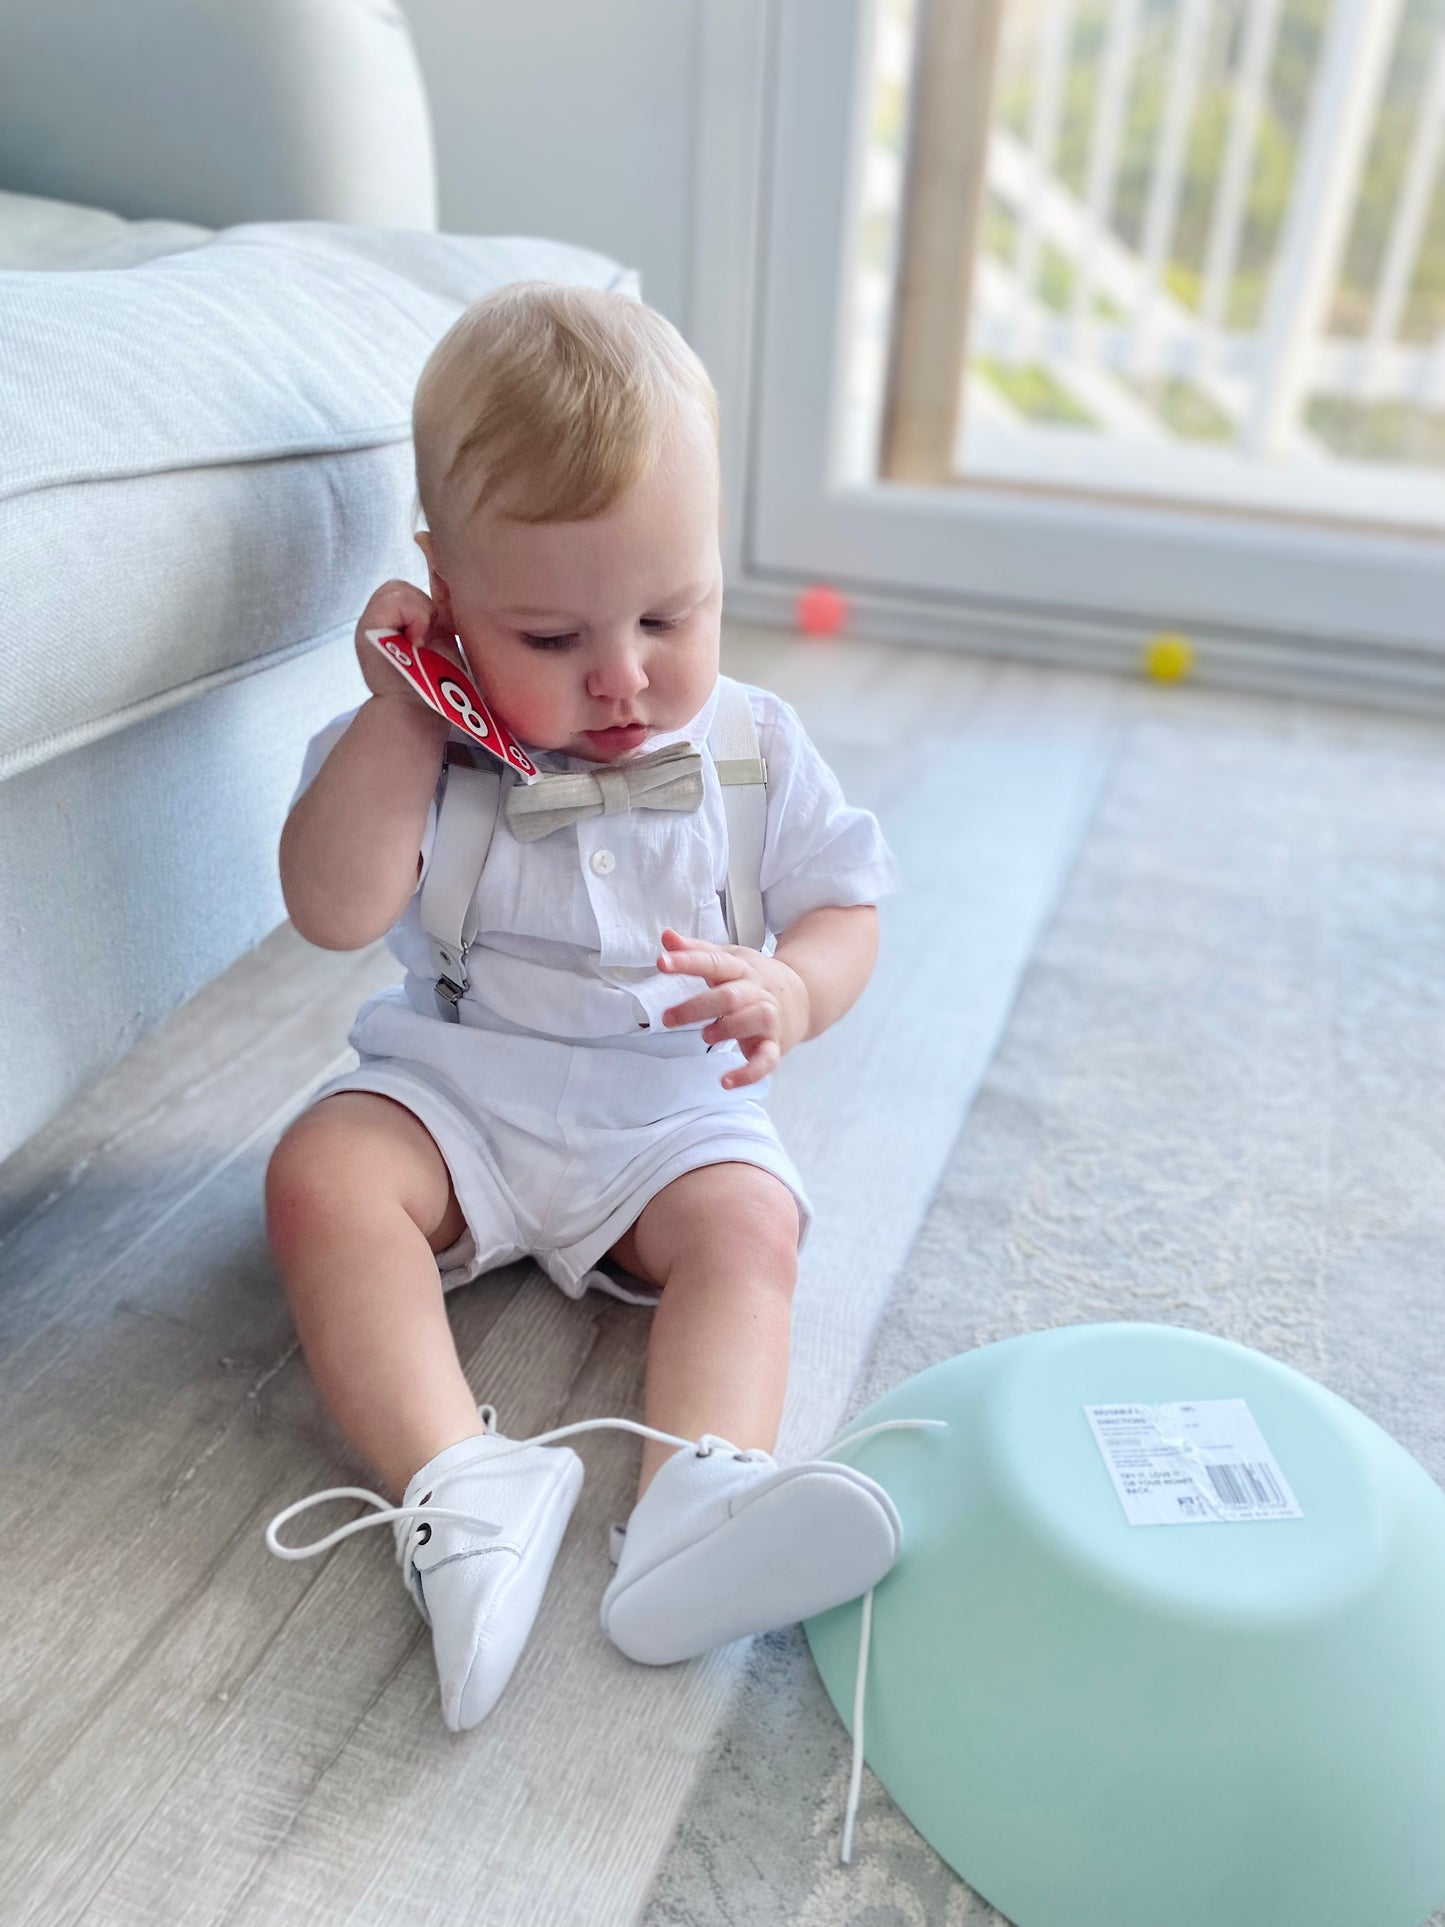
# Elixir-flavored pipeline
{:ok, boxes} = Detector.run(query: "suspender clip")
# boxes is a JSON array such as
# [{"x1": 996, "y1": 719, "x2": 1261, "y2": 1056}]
[{"x1": 433, "y1": 939, "x2": 469, "y2": 1019}]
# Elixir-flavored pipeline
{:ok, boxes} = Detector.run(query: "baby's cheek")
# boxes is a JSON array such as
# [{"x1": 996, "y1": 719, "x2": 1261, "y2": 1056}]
[{"x1": 487, "y1": 677, "x2": 561, "y2": 746}]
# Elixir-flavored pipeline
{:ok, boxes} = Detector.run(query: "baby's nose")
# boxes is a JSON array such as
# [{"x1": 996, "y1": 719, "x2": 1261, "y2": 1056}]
[{"x1": 587, "y1": 650, "x2": 649, "y2": 700}]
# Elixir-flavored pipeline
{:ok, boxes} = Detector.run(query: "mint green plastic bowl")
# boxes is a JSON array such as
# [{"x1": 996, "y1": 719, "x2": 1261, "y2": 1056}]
[{"x1": 804, "y1": 1322, "x2": 1445, "y2": 1927}]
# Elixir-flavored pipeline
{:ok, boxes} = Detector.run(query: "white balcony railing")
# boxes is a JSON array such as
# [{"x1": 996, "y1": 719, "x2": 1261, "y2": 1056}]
[{"x1": 848, "y1": 0, "x2": 1445, "y2": 529}]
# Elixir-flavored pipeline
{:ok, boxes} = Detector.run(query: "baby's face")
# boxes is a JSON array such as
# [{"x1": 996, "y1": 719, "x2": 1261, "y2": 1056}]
[{"x1": 417, "y1": 424, "x2": 723, "y2": 763}]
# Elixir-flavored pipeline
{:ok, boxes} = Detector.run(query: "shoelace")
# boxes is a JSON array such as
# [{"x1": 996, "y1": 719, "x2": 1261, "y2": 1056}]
[
  {"x1": 817, "y1": 1415, "x2": 950, "y2": 1864},
  {"x1": 263, "y1": 1409, "x2": 778, "y2": 1570},
  {"x1": 264, "y1": 1406, "x2": 948, "y2": 1867}
]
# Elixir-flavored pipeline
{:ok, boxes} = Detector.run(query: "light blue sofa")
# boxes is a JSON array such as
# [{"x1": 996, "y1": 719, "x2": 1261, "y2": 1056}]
[{"x1": 0, "y1": 0, "x2": 639, "y2": 1164}]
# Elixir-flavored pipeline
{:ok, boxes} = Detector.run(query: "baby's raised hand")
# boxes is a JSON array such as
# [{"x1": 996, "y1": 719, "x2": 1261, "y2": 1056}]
[
  {"x1": 656, "y1": 928, "x2": 811, "y2": 1088},
  {"x1": 353, "y1": 579, "x2": 469, "y2": 709}
]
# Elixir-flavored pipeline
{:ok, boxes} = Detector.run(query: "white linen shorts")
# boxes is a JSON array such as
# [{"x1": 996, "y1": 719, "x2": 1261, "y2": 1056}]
[{"x1": 304, "y1": 990, "x2": 814, "y2": 1309}]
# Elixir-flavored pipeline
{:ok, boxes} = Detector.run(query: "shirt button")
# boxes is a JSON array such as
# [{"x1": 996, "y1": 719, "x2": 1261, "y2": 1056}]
[{"x1": 590, "y1": 849, "x2": 615, "y2": 876}]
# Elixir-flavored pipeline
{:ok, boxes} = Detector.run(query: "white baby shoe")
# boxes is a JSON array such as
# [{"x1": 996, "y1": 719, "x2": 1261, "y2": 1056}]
[
  {"x1": 393, "y1": 1410, "x2": 585, "y2": 1730},
  {"x1": 265, "y1": 1403, "x2": 583, "y2": 1732},
  {"x1": 599, "y1": 1434, "x2": 904, "y2": 1665}
]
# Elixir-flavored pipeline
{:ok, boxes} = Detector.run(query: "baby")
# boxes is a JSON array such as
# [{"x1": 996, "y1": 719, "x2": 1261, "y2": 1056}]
[{"x1": 262, "y1": 281, "x2": 905, "y2": 1733}]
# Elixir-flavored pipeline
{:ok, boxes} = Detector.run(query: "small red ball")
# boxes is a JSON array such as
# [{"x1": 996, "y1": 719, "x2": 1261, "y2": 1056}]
[{"x1": 795, "y1": 583, "x2": 848, "y2": 637}]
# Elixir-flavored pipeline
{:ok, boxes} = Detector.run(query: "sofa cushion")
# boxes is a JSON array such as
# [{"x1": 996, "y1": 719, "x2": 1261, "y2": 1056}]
[
  {"x1": 0, "y1": 221, "x2": 639, "y2": 781},
  {"x1": 0, "y1": 185, "x2": 214, "y2": 270}
]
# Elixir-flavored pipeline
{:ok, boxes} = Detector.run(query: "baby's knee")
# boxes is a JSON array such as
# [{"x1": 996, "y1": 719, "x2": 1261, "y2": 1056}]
[
  {"x1": 264, "y1": 1122, "x2": 330, "y2": 1258},
  {"x1": 756, "y1": 1195, "x2": 802, "y2": 1291},
  {"x1": 691, "y1": 1166, "x2": 800, "y2": 1289},
  {"x1": 263, "y1": 1104, "x2": 392, "y2": 1256}
]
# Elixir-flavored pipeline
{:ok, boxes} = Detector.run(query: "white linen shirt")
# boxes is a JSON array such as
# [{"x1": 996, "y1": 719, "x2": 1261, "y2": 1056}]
[{"x1": 290, "y1": 677, "x2": 901, "y2": 1046}]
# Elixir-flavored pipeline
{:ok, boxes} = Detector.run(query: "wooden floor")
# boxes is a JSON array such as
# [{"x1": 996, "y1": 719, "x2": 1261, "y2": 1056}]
[{"x1": 0, "y1": 625, "x2": 1126, "y2": 1927}]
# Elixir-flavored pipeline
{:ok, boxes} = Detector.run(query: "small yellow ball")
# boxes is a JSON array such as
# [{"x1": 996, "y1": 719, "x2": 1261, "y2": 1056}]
[{"x1": 1143, "y1": 633, "x2": 1196, "y2": 682}]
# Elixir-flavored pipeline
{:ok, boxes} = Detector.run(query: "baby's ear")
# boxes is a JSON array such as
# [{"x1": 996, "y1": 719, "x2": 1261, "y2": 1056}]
[
  {"x1": 414, "y1": 535, "x2": 458, "y2": 636},
  {"x1": 414, "y1": 530, "x2": 444, "y2": 600}
]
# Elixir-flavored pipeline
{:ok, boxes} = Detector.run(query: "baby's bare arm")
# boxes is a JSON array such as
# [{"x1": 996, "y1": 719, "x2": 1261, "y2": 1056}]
[
  {"x1": 280, "y1": 694, "x2": 452, "y2": 949},
  {"x1": 772, "y1": 903, "x2": 879, "y2": 1040}
]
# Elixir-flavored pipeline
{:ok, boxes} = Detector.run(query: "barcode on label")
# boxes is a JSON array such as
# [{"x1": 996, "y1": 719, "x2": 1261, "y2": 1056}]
[{"x1": 1205, "y1": 1460, "x2": 1287, "y2": 1508}]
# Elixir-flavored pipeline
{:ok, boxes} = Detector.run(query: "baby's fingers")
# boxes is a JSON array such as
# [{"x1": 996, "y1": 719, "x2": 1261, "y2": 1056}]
[
  {"x1": 721, "y1": 1038, "x2": 780, "y2": 1089},
  {"x1": 661, "y1": 992, "x2": 713, "y2": 1027},
  {"x1": 365, "y1": 578, "x2": 430, "y2": 627},
  {"x1": 702, "y1": 996, "x2": 776, "y2": 1045},
  {"x1": 658, "y1": 931, "x2": 747, "y2": 983}
]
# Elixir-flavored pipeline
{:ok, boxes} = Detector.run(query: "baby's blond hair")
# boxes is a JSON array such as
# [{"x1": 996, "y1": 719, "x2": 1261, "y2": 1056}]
[{"x1": 412, "y1": 282, "x2": 719, "y2": 548}]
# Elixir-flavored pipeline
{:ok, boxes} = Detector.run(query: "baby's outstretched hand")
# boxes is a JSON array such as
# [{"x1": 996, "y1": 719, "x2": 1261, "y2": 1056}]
[{"x1": 656, "y1": 928, "x2": 810, "y2": 1088}]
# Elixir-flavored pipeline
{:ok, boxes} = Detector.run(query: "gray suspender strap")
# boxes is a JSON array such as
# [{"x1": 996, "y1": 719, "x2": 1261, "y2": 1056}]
[
  {"x1": 417, "y1": 677, "x2": 769, "y2": 1022},
  {"x1": 418, "y1": 745, "x2": 502, "y2": 1023},
  {"x1": 709, "y1": 675, "x2": 768, "y2": 951}
]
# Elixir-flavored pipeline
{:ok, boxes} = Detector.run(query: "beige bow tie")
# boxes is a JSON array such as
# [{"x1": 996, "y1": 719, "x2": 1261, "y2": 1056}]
[{"x1": 503, "y1": 739, "x2": 704, "y2": 843}]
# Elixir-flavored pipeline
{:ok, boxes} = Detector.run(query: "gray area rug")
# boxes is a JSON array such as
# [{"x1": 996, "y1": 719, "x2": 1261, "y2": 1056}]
[{"x1": 640, "y1": 685, "x2": 1445, "y2": 1927}]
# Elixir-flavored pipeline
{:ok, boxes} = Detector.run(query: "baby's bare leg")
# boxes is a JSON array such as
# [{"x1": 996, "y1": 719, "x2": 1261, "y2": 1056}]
[
  {"x1": 609, "y1": 1162, "x2": 800, "y2": 1502},
  {"x1": 264, "y1": 1092, "x2": 485, "y2": 1500}
]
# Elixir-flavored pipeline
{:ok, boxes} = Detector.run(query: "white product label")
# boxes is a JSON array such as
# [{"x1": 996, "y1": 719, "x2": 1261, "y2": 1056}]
[{"x1": 1084, "y1": 1399, "x2": 1304, "y2": 1526}]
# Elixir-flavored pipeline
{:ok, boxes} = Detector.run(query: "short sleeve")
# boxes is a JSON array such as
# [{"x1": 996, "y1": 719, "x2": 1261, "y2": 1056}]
[{"x1": 753, "y1": 689, "x2": 902, "y2": 936}]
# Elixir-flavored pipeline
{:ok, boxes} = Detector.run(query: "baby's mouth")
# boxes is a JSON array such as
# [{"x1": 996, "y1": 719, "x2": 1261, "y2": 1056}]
[{"x1": 583, "y1": 721, "x2": 649, "y2": 742}]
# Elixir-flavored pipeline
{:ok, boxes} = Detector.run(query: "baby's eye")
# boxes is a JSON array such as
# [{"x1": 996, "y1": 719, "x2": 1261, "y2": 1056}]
[{"x1": 522, "y1": 616, "x2": 683, "y2": 650}]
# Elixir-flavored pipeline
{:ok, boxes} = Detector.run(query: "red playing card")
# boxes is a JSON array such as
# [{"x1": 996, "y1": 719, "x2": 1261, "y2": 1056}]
[{"x1": 365, "y1": 631, "x2": 538, "y2": 781}]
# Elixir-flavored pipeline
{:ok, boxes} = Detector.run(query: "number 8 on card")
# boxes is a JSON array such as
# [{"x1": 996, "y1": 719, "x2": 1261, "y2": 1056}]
[{"x1": 365, "y1": 630, "x2": 538, "y2": 781}]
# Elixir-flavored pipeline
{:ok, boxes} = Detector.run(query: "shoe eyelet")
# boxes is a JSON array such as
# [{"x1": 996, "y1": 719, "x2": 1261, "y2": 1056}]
[
  {"x1": 420, "y1": 1491, "x2": 432, "y2": 1505},
  {"x1": 416, "y1": 1522, "x2": 432, "y2": 1545},
  {"x1": 696, "y1": 1446, "x2": 713, "y2": 1458}
]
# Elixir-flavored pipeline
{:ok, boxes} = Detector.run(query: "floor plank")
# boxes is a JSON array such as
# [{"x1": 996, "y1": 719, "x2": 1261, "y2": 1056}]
[
  {"x1": 0, "y1": 935, "x2": 402, "y2": 1359},
  {"x1": 0, "y1": 627, "x2": 1124, "y2": 1927}
]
